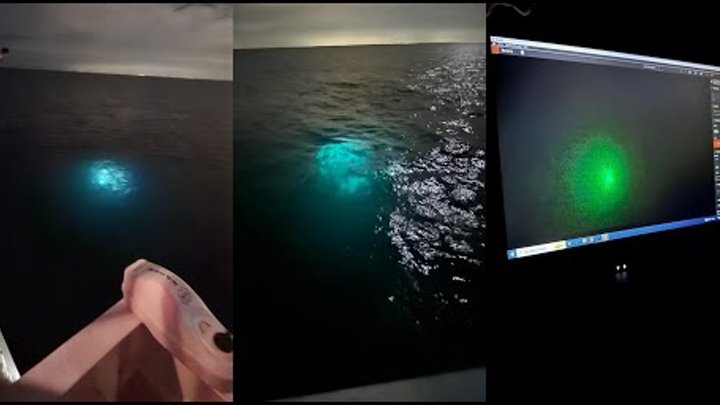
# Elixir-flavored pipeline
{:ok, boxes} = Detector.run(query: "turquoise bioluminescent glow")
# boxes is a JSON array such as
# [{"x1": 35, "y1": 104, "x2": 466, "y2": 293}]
[
  {"x1": 316, "y1": 140, "x2": 372, "y2": 196},
  {"x1": 89, "y1": 160, "x2": 135, "y2": 196}
]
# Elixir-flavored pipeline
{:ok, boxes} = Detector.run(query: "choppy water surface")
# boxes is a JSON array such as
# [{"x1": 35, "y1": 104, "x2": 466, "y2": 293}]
[{"x1": 235, "y1": 43, "x2": 485, "y2": 399}]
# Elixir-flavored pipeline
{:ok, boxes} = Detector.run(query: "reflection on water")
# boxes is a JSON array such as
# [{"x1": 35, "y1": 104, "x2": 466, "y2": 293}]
[
  {"x1": 386, "y1": 142, "x2": 484, "y2": 276},
  {"x1": 380, "y1": 45, "x2": 485, "y2": 332}
]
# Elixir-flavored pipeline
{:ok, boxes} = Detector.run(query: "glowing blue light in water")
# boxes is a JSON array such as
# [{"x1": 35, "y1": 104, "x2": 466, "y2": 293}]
[
  {"x1": 89, "y1": 160, "x2": 135, "y2": 196},
  {"x1": 316, "y1": 140, "x2": 372, "y2": 196}
]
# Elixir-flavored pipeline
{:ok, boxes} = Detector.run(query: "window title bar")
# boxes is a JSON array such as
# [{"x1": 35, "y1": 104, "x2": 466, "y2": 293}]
[{"x1": 491, "y1": 36, "x2": 720, "y2": 73}]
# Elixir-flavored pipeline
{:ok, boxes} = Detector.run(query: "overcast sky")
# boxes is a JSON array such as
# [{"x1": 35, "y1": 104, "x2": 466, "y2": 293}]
[
  {"x1": 234, "y1": 3, "x2": 485, "y2": 49},
  {"x1": 0, "y1": 4, "x2": 232, "y2": 80}
]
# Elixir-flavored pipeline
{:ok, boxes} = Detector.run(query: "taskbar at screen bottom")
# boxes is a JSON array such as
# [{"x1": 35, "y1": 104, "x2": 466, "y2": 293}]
[{"x1": 507, "y1": 215, "x2": 720, "y2": 260}]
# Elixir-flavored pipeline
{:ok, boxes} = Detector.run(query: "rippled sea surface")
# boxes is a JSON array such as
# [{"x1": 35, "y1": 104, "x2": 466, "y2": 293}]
[
  {"x1": 236, "y1": 43, "x2": 485, "y2": 399},
  {"x1": 0, "y1": 68, "x2": 233, "y2": 372}
]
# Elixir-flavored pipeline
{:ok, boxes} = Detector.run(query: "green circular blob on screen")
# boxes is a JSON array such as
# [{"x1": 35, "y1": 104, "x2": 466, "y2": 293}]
[
  {"x1": 564, "y1": 134, "x2": 630, "y2": 225},
  {"x1": 316, "y1": 140, "x2": 372, "y2": 196}
]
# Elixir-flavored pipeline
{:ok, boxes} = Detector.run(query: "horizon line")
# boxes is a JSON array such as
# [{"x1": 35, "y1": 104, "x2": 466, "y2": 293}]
[
  {"x1": 0, "y1": 65, "x2": 231, "y2": 82},
  {"x1": 234, "y1": 41, "x2": 485, "y2": 51}
]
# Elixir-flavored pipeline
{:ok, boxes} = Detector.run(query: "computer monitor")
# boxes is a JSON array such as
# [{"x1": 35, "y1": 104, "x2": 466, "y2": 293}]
[{"x1": 491, "y1": 36, "x2": 720, "y2": 261}]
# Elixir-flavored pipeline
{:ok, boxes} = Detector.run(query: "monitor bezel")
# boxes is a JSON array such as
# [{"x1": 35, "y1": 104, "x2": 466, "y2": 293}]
[{"x1": 486, "y1": 37, "x2": 720, "y2": 278}]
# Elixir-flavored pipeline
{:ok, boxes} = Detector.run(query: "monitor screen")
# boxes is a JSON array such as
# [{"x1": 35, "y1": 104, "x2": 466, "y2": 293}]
[{"x1": 492, "y1": 36, "x2": 720, "y2": 260}]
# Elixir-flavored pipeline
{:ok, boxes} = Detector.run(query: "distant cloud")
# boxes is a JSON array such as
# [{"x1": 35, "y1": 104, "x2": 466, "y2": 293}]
[
  {"x1": 0, "y1": 4, "x2": 232, "y2": 80},
  {"x1": 234, "y1": 3, "x2": 486, "y2": 49}
]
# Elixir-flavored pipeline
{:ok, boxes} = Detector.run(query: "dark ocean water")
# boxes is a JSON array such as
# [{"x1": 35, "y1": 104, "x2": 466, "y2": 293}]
[
  {"x1": 0, "y1": 68, "x2": 233, "y2": 373},
  {"x1": 235, "y1": 43, "x2": 485, "y2": 399}
]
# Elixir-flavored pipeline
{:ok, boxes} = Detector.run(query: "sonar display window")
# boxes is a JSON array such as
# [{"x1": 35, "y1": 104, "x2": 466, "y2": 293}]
[{"x1": 492, "y1": 36, "x2": 720, "y2": 260}]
